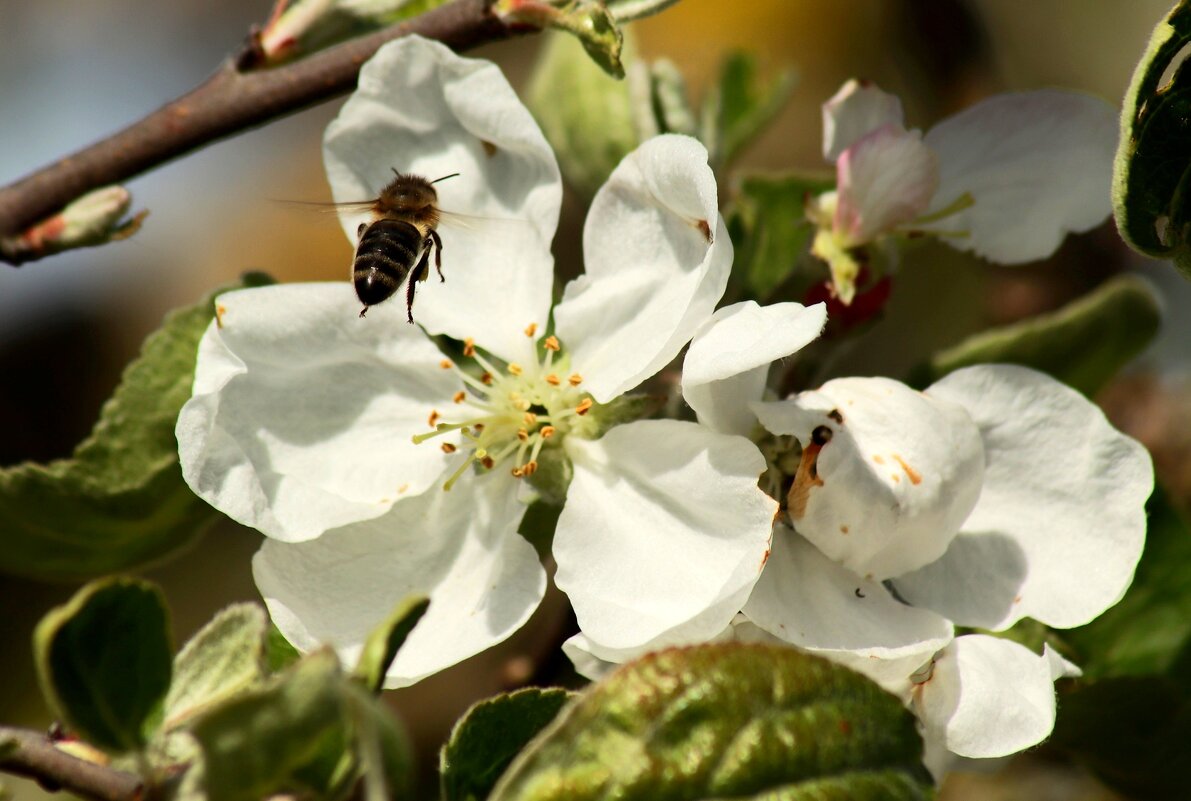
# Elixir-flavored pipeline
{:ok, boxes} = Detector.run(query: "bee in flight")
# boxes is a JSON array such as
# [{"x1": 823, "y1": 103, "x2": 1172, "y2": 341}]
[{"x1": 349, "y1": 170, "x2": 459, "y2": 321}]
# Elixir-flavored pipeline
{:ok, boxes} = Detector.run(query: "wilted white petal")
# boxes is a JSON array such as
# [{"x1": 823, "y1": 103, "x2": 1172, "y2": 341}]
[
  {"x1": 554, "y1": 419, "x2": 775, "y2": 650},
  {"x1": 835, "y1": 125, "x2": 938, "y2": 246},
  {"x1": 922, "y1": 90, "x2": 1116, "y2": 264},
  {"x1": 896, "y1": 365, "x2": 1152, "y2": 630},
  {"x1": 822, "y1": 79, "x2": 906, "y2": 162},
  {"x1": 324, "y1": 35, "x2": 561, "y2": 362},
  {"x1": 555, "y1": 135, "x2": 730, "y2": 402},
  {"x1": 682, "y1": 301, "x2": 826, "y2": 436},
  {"x1": 914, "y1": 635, "x2": 1059, "y2": 759},
  {"x1": 743, "y1": 529, "x2": 952, "y2": 697},
  {"x1": 753, "y1": 377, "x2": 984, "y2": 580},
  {"x1": 177, "y1": 283, "x2": 458, "y2": 543},
  {"x1": 253, "y1": 470, "x2": 544, "y2": 688}
]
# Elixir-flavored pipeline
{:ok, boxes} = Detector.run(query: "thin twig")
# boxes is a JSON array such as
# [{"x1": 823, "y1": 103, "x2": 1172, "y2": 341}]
[
  {"x1": 0, "y1": 727, "x2": 143, "y2": 801},
  {"x1": 0, "y1": 0, "x2": 527, "y2": 262}
]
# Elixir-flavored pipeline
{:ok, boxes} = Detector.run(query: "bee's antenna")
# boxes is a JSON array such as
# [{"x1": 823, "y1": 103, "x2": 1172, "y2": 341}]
[{"x1": 431, "y1": 172, "x2": 461, "y2": 184}]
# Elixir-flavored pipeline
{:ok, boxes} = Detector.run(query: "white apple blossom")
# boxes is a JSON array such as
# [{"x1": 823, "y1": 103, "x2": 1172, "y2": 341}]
[
  {"x1": 810, "y1": 79, "x2": 1118, "y2": 303},
  {"x1": 567, "y1": 313, "x2": 1152, "y2": 764},
  {"x1": 176, "y1": 35, "x2": 786, "y2": 687}
]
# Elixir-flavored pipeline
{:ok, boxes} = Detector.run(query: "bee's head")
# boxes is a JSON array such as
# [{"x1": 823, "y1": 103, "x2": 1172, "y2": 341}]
[{"x1": 379, "y1": 172, "x2": 438, "y2": 213}]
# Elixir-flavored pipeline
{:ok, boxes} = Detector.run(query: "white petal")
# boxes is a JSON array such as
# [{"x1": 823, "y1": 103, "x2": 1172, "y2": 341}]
[
  {"x1": 835, "y1": 125, "x2": 938, "y2": 246},
  {"x1": 554, "y1": 419, "x2": 775, "y2": 650},
  {"x1": 554, "y1": 135, "x2": 731, "y2": 402},
  {"x1": 743, "y1": 528, "x2": 953, "y2": 697},
  {"x1": 253, "y1": 470, "x2": 544, "y2": 688},
  {"x1": 896, "y1": 365, "x2": 1152, "y2": 629},
  {"x1": 914, "y1": 635, "x2": 1059, "y2": 759},
  {"x1": 822, "y1": 79, "x2": 906, "y2": 162},
  {"x1": 176, "y1": 283, "x2": 460, "y2": 543},
  {"x1": 324, "y1": 35, "x2": 561, "y2": 362},
  {"x1": 922, "y1": 90, "x2": 1117, "y2": 264},
  {"x1": 682, "y1": 301, "x2": 826, "y2": 436},
  {"x1": 753, "y1": 377, "x2": 985, "y2": 580}
]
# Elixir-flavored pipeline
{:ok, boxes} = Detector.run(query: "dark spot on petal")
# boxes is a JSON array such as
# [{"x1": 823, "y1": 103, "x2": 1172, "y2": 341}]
[
  {"x1": 828, "y1": 408, "x2": 844, "y2": 424},
  {"x1": 481, "y1": 140, "x2": 497, "y2": 157},
  {"x1": 854, "y1": 587, "x2": 865, "y2": 598},
  {"x1": 696, "y1": 218, "x2": 712, "y2": 242}
]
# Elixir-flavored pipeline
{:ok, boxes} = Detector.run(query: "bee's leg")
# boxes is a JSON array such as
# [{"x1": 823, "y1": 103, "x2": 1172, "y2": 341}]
[
  {"x1": 429, "y1": 229, "x2": 445, "y2": 282},
  {"x1": 406, "y1": 248, "x2": 432, "y2": 323}
]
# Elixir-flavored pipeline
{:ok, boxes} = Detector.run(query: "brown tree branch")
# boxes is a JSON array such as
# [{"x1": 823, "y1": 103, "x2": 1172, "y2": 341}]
[
  {"x1": 0, "y1": 0, "x2": 528, "y2": 263},
  {"x1": 0, "y1": 727, "x2": 143, "y2": 801}
]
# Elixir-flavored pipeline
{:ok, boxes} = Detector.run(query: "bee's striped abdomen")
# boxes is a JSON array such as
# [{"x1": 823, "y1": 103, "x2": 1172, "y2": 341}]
[{"x1": 353, "y1": 218, "x2": 424, "y2": 308}]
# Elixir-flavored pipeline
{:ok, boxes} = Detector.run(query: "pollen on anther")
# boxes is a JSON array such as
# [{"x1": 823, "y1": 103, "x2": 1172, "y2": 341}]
[
  {"x1": 439, "y1": 359, "x2": 453, "y2": 370},
  {"x1": 545, "y1": 374, "x2": 561, "y2": 386},
  {"x1": 441, "y1": 443, "x2": 457, "y2": 453},
  {"x1": 474, "y1": 423, "x2": 485, "y2": 432},
  {"x1": 517, "y1": 428, "x2": 529, "y2": 441},
  {"x1": 481, "y1": 456, "x2": 494, "y2": 469},
  {"x1": 575, "y1": 398, "x2": 594, "y2": 416},
  {"x1": 463, "y1": 338, "x2": 476, "y2": 357},
  {"x1": 524, "y1": 322, "x2": 537, "y2": 337},
  {"x1": 523, "y1": 412, "x2": 538, "y2": 426},
  {"x1": 568, "y1": 373, "x2": 583, "y2": 386},
  {"x1": 543, "y1": 336, "x2": 561, "y2": 352},
  {"x1": 511, "y1": 466, "x2": 524, "y2": 477},
  {"x1": 522, "y1": 461, "x2": 539, "y2": 476},
  {"x1": 508, "y1": 363, "x2": 523, "y2": 376},
  {"x1": 540, "y1": 425, "x2": 556, "y2": 439},
  {"x1": 428, "y1": 410, "x2": 440, "y2": 427},
  {"x1": 480, "y1": 372, "x2": 494, "y2": 385},
  {"x1": 452, "y1": 390, "x2": 466, "y2": 403}
]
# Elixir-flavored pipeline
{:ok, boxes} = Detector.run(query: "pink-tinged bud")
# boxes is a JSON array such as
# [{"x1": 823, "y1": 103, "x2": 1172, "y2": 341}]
[{"x1": 0, "y1": 186, "x2": 147, "y2": 264}]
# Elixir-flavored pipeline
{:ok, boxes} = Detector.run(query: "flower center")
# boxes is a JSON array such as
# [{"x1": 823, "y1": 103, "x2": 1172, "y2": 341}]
[{"x1": 413, "y1": 324, "x2": 597, "y2": 490}]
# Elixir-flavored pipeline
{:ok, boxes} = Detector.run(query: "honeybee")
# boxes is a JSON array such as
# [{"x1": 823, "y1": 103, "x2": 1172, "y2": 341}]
[{"x1": 349, "y1": 170, "x2": 459, "y2": 321}]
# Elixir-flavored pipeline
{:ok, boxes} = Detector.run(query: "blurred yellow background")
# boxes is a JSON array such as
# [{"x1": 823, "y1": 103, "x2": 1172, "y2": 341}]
[{"x1": 0, "y1": 2, "x2": 1183, "y2": 798}]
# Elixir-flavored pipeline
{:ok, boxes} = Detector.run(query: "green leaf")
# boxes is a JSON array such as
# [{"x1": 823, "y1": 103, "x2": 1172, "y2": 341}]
[
  {"x1": 703, "y1": 52, "x2": 796, "y2": 169},
  {"x1": 1064, "y1": 486, "x2": 1191, "y2": 679},
  {"x1": 351, "y1": 595, "x2": 430, "y2": 693},
  {"x1": 489, "y1": 643, "x2": 932, "y2": 801},
  {"x1": 910, "y1": 275, "x2": 1161, "y2": 395},
  {"x1": 188, "y1": 649, "x2": 411, "y2": 801},
  {"x1": 266, "y1": 623, "x2": 302, "y2": 674},
  {"x1": 441, "y1": 688, "x2": 574, "y2": 801},
  {"x1": 33, "y1": 577, "x2": 173, "y2": 753},
  {"x1": 727, "y1": 172, "x2": 835, "y2": 300},
  {"x1": 1113, "y1": 0, "x2": 1191, "y2": 276},
  {"x1": 527, "y1": 30, "x2": 638, "y2": 198},
  {"x1": 1051, "y1": 676, "x2": 1191, "y2": 801},
  {"x1": 163, "y1": 604, "x2": 269, "y2": 730},
  {"x1": 0, "y1": 273, "x2": 273, "y2": 581},
  {"x1": 260, "y1": 0, "x2": 452, "y2": 64}
]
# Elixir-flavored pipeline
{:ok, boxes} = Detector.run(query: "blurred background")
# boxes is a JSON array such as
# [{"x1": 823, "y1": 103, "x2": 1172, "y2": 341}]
[{"x1": 1, "y1": 1, "x2": 1186, "y2": 798}]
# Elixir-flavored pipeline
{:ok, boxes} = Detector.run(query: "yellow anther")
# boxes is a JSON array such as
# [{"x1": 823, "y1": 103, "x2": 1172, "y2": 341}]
[
  {"x1": 511, "y1": 466, "x2": 524, "y2": 478},
  {"x1": 441, "y1": 443, "x2": 457, "y2": 453},
  {"x1": 480, "y1": 372, "x2": 494, "y2": 385},
  {"x1": 428, "y1": 410, "x2": 440, "y2": 427},
  {"x1": 568, "y1": 373, "x2": 583, "y2": 386},
  {"x1": 453, "y1": 390, "x2": 466, "y2": 404},
  {"x1": 517, "y1": 428, "x2": 530, "y2": 441},
  {"x1": 540, "y1": 426, "x2": 556, "y2": 439},
  {"x1": 543, "y1": 336, "x2": 561, "y2": 352},
  {"x1": 523, "y1": 412, "x2": 538, "y2": 426},
  {"x1": 545, "y1": 374, "x2": 561, "y2": 386},
  {"x1": 508, "y1": 363, "x2": 523, "y2": 376},
  {"x1": 463, "y1": 338, "x2": 476, "y2": 357},
  {"x1": 440, "y1": 359, "x2": 453, "y2": 370},
  {"x1": 475, "y1": 448, "x2": 488, "y2": 459},
  {"x1": 524, "y1": 322, "x2": 537, "y2": 337},
  {"x1": 522, "y1": 461, "x2": 539, "y2": 476},
  {"x1": 576, "y1": 398, "x2": 594, "y2": 416}
]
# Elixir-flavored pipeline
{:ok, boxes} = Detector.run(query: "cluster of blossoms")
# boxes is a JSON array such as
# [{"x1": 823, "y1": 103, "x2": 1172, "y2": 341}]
[{"x1": 177, "y1": 36, "x2": 1152, "y2": 771}]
